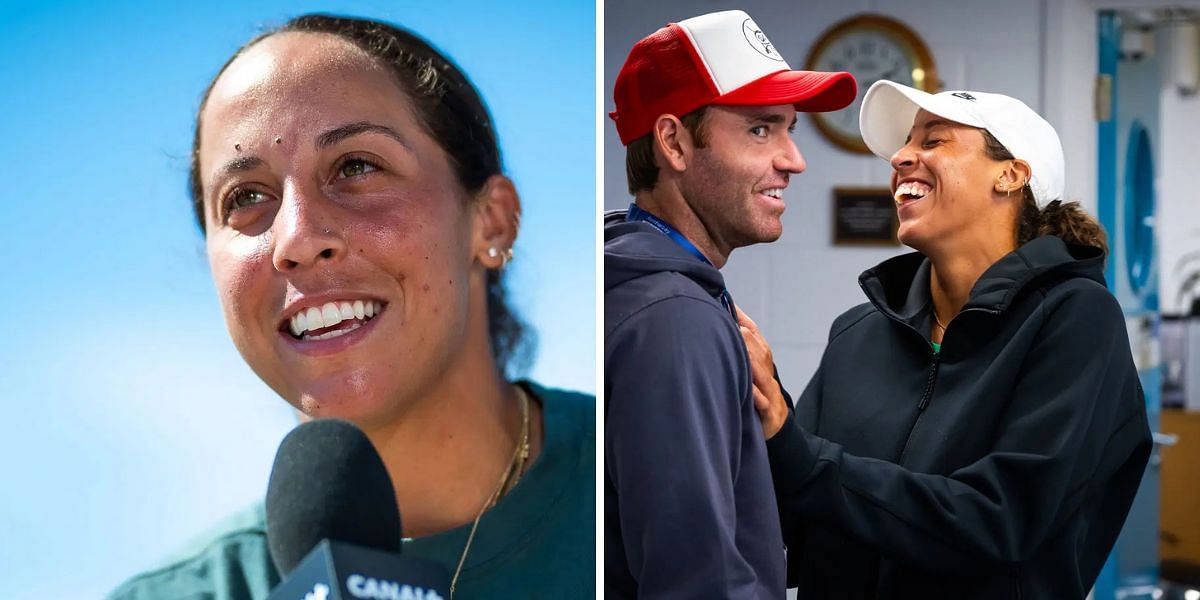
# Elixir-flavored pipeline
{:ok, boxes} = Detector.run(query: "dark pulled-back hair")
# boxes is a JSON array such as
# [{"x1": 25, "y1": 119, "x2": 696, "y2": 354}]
[
  {"x1": 189, "y1": 13, "x2": 532, "y2": 375},
  {"x1": 981, "y1": 131, "x2": 1108, "y2": 256}
]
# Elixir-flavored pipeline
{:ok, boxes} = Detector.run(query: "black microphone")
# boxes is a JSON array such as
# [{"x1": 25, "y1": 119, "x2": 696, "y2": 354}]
[{"x1": 265, "y1": 419, "x2": 450, "y2": 600}]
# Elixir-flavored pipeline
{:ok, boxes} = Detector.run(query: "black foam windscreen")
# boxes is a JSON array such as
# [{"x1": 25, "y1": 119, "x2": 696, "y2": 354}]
[{"x1": 265, "y1": 419, "x2": 402, "y2": 575}]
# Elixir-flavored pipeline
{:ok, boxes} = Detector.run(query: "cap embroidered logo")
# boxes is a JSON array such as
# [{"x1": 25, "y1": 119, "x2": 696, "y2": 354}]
[
  {"x1": 858, "y1": 81, "x2": 1066, "y2": 206},
  {"x1": 610, "y1": 10, "x2": 856, "y2": 144},
  {"x1": 742, "y1": 19, "x2": 784, "y2": 61}
]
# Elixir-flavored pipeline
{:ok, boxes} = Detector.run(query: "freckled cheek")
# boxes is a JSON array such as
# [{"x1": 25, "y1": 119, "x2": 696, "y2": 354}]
[
  {"x1": 356, "y1": 199, "x2": 469, "y2": 275},
  {"x1": 208, "y1": 241, "x2": 276, "y2": 342},
  {"x1": 421, "y1": 282, "x2": 437, "y2": 315},
  {"x1": 407, "y1": 239, "x2": 468, "y2": 314},
  {"x1": 349, "y1": 191, "x2": 459, "y2": 256}
]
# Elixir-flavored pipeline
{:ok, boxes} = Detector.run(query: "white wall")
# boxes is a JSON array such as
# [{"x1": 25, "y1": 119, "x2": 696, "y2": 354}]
[
  {"x1": 1158, "y1": 21, "x2": 1200, "y2": 315},
  {"x1": 605, "y1": 0, "x2": 1099, "y2": 387}
]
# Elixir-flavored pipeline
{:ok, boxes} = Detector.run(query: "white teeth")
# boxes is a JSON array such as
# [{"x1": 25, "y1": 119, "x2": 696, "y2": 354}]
[
  {"x1": 321, "y1": 303, "x2": 340, "y2": 326},
  {"x1": 308, "y1": 320, "x2": 364, "y2": 341},
  {"x1": 287, "y1": 299, "x2": 383, "y2": 339},
  {"x1": 894, "y1": 181, "x2": 932, "y2": 203},
  {"x1": 762, "y1": 188, "x2": 782, "y2": 199},
  {"x1": 305, "y1": 306, "x2": 324, "y2": 330}
]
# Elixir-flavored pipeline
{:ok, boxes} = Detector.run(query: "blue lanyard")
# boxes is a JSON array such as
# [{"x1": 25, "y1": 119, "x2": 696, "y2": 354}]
[
  {"x1": 626, "y1": 203, "x2": 736, "y2": 320},
  {"x1": 626, "y1": 203, "x2": 714, "y2": 266}
]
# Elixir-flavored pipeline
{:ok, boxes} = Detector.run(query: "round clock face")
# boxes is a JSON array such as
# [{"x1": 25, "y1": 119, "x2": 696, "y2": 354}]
[
  {"x1": 813, "y1": 33, "x2": 915, "y2": 139},
  {"x1": 805, "y1": 16, "x2": 936, "y2": 153}
]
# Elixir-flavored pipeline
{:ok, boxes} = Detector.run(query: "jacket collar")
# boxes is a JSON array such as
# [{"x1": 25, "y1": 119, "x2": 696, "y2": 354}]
[
  {"x1": 859, "y1": 236, "x2": 1106, "y2": 326},
  {"x1": 604, "y1": 208, "x2": 728, "y2": 298}
]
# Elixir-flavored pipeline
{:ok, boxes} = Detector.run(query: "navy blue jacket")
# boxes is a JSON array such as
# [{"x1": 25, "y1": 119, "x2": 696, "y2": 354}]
[
  {"x1": 604, "y1": 211, "x2": 785, "y2": 599},
  {"x1": 768, "y1": 236, "x2": 1152, "y2": 599}
]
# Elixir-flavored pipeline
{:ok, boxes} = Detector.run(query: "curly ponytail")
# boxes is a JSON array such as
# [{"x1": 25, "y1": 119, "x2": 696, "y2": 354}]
[
  {"x1": 983, "y1": 131, "x2": 1108, "y2": 255},
  {"x1": 1019, "y1": 196, "x2": 1108, "y2": 254}
]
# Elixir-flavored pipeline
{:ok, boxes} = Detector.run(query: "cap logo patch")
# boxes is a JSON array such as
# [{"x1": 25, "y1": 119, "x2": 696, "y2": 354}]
[
  {"x1": 742, "y1": 19, "x2": 784, "y2": 61},
  {"x1": 952, "y1": 92, "x2": 977, "y2": 101}
]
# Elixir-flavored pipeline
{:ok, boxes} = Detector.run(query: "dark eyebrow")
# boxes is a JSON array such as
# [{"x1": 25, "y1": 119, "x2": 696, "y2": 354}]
[
  {"x1": 217, "y1": 155, "x2": 264, "y2": 178},
  {"x1": 905, "y1": 119, "x2": 956, "y2": 143},
  {"x1": 747, "y1": 112, "x2": 789, "y2": 125},
  {"x1": 316, "y1": 121, "x2": 409, "y2": 149},
  {"x1": 208, "y1": 155, "x2": 266, "y2": 222}
]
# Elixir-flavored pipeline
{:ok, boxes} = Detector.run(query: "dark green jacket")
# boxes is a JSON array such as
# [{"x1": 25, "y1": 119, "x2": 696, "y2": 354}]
[{"x1": 109, "y1": 382, "x2": 595, "y2": 600}]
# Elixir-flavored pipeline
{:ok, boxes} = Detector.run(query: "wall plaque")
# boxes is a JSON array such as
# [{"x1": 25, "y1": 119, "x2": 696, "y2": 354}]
[{"x1": 832, "y1": 187, "x2": 899, "y2": 246}]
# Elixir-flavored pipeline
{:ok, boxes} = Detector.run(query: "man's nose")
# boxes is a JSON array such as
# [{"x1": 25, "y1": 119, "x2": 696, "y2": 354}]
[{"x1": 776, "y1": 137, "x2": 806, "y2": 174}]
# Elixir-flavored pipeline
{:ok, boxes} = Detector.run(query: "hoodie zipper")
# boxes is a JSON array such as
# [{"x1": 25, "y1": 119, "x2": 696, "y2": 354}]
[
  {"x1": 890, "y1": 306, "x2": 997, "y2": 466},
  {"x1": 859, "y1": 280, "x2": 999, "y2": 409},
  {"x1": 912, "y1": 306, "x2": 996, "y2": 410},
  {"x1": 898, "y1": 345, "x2": 939, "y2": 466},
  {"x1": 917, "y1": 350, "x2": 941, "y2": 411}
]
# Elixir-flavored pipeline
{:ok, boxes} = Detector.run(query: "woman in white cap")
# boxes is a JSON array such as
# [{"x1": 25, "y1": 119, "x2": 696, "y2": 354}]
[{"x1": 741, "y1": 81, "x2": 1152, "y2": 599}]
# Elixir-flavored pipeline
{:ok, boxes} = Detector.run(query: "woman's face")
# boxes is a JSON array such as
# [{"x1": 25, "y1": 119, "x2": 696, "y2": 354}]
[
  {"x1": 888, "y1": 109, "x2": 1013, "y2": 251},
  {"x1": 198, "y1": 33, "x2": 481, "y2": 424}
]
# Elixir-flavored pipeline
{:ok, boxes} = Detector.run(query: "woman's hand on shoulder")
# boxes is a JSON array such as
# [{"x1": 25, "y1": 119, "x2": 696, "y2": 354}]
[{"x1": 736, "y1": 306, "x2": 789, "y2": 440}]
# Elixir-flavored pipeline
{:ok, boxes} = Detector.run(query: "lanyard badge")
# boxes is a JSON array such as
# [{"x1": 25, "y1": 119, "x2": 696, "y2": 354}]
[{"x1": 625, "y1": 203, "x2": 736, "y2": 320}]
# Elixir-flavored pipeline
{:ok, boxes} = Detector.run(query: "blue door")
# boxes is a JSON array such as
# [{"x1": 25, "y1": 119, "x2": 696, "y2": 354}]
[{"x1": 1092, "y1": 10, "x2": 1163, "y2": 600}]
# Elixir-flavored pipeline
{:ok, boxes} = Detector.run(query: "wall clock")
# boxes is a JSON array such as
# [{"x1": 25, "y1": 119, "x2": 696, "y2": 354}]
[{"x1": 804, "y1": 14, "x2": 939, "y2": 154}]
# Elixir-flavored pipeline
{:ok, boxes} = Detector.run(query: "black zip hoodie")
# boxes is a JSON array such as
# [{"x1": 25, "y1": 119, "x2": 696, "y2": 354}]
[
  {"x1": 605, "y1": 212, "x2": 785, "y2": 599},
  {"x1": 766, "y1": 235, "x2": 1152, "y2": 599}
]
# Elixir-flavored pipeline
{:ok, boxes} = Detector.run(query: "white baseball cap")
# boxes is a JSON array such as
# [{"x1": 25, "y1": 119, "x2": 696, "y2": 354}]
[{"x1": 859, "y1": 80, "x2": 1064, "y2": 207}]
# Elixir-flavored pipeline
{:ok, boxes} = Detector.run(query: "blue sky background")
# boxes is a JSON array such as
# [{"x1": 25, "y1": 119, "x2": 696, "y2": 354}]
[{"x1": 0, "y1": 1, "x2": 595, "y2": 595}]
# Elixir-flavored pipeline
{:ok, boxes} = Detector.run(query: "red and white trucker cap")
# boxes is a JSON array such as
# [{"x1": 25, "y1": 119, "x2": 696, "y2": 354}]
[
  {"x1": 610, "y1": 10, "x2": 857, "y2": 145},
  {"x1": 859, "y1": 80, "x2": 1065, "y2": 207}
]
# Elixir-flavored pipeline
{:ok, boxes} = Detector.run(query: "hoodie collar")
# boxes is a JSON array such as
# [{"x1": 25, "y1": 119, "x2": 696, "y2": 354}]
[
  {"x1": 604, "y1": 209, "x2": 727, "y2": 298},
  {"x1": 860, "y1": 236, "x2": 1106, "y2": 325}
]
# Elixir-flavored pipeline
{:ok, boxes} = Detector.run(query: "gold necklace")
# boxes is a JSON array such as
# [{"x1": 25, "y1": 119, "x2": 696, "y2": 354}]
[
  {"x1": 449, "y1": 385, "x2": 530, "y2": 596},
  {"x1": 933, "y1": 310, "x2": 948, "y2": 333}
]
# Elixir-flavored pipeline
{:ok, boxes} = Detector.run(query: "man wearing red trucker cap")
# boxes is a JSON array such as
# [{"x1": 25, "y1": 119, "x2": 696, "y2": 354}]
[{"x1": 604, "y1": 9, "x2": 855, "y2": 599}]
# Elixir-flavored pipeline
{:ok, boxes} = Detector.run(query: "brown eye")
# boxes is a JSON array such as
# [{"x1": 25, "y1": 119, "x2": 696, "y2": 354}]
[
  {"x1": 228, "y1": 188, "x2": 271, "y2": 211},
  {"x1": 337, "y1": 158, "x2": 379, "y2": 179}
]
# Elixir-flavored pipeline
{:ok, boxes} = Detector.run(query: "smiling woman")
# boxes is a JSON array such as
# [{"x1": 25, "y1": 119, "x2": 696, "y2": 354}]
[
  {"x1": 108, "y1": 14, "x2": 594, "y2": 600},
  {"x1": 740, "y1": 80, "x2": 1151, "y2": 598}
]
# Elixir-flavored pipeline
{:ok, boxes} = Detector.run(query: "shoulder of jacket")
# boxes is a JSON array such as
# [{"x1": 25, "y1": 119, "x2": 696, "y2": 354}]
[
  {"x1": 107, "y1": 509, "x2": 272, "y2": 600},
  {"x1": 1033, "y1": 276, "x2": 1122, "y2": 320},
  {"x1": 829, "y1": 302, "x2": 878, "y2": 343},
  {"x1": 605, "y1": 273, "x2": 730, "y2": 337},
  {"x1": 607, "y1": 269, "x2": 713, "y2": 301},
  {"x1": 531, "y1": 382, "x2": 596, "y2": 435}
]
